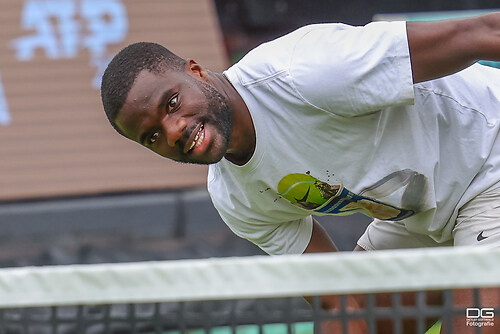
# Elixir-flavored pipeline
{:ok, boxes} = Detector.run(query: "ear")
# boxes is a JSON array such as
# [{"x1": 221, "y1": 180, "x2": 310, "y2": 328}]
[{"x1": 186, "y1": 59, "x2": 208, "y2": 79}]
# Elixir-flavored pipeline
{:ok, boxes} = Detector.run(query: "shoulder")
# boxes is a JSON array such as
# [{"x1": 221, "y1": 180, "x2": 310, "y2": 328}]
[
  {"x1": 288, "y1": 21, "x2": 413, "y2": 115},
  {"x1": 226, "y1": 24, "x2": 350, "y2": 86},
  {"x1": 231, "y1": 21, "x2": 408, "y2": 77}
]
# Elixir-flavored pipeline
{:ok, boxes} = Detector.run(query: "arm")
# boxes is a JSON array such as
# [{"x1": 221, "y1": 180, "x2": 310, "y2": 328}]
[
  {"x1": 304, "y1": 219, "x2": 367, "y2": 333},
  {"x1": 407, "y1": 12, "x2": 500, "y2": 83},
  {"x1": 303, "y1": 218, "x2": 339, "y2": 253}
]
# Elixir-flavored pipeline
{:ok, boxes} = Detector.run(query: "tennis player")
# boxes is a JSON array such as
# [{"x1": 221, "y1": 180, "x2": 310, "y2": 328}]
[{"x1": 101, "y1": 13, "x2": 500, "y2": 333}]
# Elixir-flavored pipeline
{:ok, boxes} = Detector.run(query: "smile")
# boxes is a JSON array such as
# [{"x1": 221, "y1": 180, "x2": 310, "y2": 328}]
[{"x1": 189, "y1": 124, "x2": 205, "y2": 151}]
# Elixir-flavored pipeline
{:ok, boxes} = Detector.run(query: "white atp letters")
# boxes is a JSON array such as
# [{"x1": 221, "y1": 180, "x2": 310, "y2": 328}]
[
  {"x1": 3, "y1": 0, "x2": 129, "y2": 127},
  {"x1": 10, "y1": 0, "x2": 128, "y2": 87},
  {"x1": 11, "y1": 0, "x2": 79, "y2": 60},
  {"x1": 81, "y1": 0, "x2": 128, "y2": 88},
  {"x1": 81, "y1": 0, "x2": 128, "y2": 58}
]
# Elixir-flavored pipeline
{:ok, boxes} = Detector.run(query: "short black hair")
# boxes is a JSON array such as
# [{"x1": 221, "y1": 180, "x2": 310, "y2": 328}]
[{"x1": 100, "y1": 42, "x2": 185, "y2": 134}]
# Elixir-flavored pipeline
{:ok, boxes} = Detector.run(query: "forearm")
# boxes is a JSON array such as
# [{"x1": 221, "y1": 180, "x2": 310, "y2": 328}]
[
  {"x1": 308, "y1": 294, "x2": 367, "y2": 333},
  {"x1": 407, "y1": 12, "x2": 500, "y2": 83},
  {"x1": 303, "y1": 218, "x2": 339, "y2": 253},
  {"x1": 303, "y1": 220, "x2": 367, "y2": 332}
]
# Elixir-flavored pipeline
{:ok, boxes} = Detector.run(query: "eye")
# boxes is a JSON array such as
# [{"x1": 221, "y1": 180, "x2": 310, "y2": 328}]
[
  {"x1": 149, "y1": 132, "x2": 159, "y2": 144},
  {"x1": 167, "y1": 95, "x2": 179, "y2": 113}
]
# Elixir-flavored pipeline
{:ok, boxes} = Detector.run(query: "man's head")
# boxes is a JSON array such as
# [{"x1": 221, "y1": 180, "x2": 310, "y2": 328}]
[{"x1": 101, "y1": 42, "x2": 233, "y2": 164}]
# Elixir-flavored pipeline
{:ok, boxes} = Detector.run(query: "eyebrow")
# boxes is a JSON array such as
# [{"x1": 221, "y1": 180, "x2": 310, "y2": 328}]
[{"x1": 138, "y1": 89, "x2": 173, "y2": 146}]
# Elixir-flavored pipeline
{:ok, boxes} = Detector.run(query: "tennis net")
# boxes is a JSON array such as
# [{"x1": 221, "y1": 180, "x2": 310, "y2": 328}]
[{"x1": 0, "y1": 246, "x2": 499, "y2": 333}]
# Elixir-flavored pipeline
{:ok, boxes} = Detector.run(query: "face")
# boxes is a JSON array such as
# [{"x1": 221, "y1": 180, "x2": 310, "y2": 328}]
[{"x1": 114, "y1": 68, "x2": 232, "y2": 164}]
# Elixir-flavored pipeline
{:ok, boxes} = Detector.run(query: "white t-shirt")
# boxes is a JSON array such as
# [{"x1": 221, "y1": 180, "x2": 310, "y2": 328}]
[{"x1": 207, "y1": 21, "x2": 500, "y2": 255}]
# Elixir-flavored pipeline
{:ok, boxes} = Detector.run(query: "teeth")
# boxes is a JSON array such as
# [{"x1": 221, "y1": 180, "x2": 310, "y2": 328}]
[{"x1": 189, "y1": 125, "x2": 204, "y2": 151}]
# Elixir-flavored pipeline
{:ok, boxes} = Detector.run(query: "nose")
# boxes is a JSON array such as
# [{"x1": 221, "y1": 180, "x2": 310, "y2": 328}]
[{"x1": 163, "y1": 115, "x2": 187, "y2": 148}]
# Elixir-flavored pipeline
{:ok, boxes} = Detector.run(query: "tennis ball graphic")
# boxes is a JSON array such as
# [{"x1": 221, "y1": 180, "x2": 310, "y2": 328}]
[{"x1": 278, "y1": 173, "x2": 330, "y2": 208}]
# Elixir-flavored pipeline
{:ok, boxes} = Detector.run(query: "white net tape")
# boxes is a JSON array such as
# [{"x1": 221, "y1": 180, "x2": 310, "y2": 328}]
[{"x1": 0, "y1": 246, "x2": 499, "y2": 308}]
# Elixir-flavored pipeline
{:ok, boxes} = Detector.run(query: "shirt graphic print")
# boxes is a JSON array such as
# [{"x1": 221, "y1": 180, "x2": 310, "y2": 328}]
[{"x1": 278, "y1": 169, "x2": 427, "y2": 221}]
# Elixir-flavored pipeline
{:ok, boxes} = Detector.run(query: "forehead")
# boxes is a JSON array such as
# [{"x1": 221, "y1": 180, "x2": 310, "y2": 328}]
[
  {"x1": 121, "y1": 68, "x2": 190, "y2": 110},
  {"x1": 126, "y1": 70, "x2": 166, "y2": 107},
  {"x1": 113, "y1": 70, "x2": 166, "y2": 140}
]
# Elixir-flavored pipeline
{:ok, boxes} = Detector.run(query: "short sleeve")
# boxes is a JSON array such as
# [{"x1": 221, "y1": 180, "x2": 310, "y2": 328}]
[{"x1": 290, "y1": 21, "x2": 414, "y2": 116}]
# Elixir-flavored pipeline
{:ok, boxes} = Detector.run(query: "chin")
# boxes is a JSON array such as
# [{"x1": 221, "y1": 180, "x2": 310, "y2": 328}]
[{"x1": 183, "y1": 146, "x2": 228, "y2": 165}]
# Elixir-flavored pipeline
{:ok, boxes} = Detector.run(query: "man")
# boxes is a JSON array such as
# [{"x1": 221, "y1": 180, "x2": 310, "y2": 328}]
[{"x1": 101, "y1": 13, "x2": 500, "y2": 333}]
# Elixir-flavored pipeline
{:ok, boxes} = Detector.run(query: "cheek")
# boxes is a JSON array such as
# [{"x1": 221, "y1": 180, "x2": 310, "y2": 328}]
[{"x1": 150, "y1": 142, "x2": 171, "y2": 159}]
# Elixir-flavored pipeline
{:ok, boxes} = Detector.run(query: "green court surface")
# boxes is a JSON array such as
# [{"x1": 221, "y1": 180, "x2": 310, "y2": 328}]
[
  {"x1": 163, "y1": 320, "x2": 442, "y2": 334},
  {"x1": 163, "y1": 323, "x2": 312, "y2": 334}
]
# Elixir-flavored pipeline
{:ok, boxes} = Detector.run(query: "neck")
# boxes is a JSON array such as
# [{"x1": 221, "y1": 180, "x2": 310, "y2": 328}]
[{"x1": 208, "y1": 71, "x2": 255, "y2": 166}]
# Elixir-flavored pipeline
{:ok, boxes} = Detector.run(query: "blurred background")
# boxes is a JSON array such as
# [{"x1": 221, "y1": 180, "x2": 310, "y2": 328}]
[{"x1": 0, "y1": 0, "x2": 498, "y2": 268}]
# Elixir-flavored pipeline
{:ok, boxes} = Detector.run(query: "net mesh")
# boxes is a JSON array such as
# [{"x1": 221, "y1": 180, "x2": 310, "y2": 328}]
[{"x1": 0, "y1": 246, "x2": 499, "y2": 334}]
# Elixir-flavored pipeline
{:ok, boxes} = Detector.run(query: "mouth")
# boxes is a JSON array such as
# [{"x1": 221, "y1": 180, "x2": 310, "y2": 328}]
[{"x1": 184, "y1": 123, "x2": 205, "y2": 154}]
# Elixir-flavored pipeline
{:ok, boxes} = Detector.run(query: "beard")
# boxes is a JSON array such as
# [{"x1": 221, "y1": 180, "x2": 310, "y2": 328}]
[
  {"x1": 198, "y1": 80, "x2": 233, "y2": 146},
  {"x1": 179, "y1": 79, "x2": 233, "y2": 165}
]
